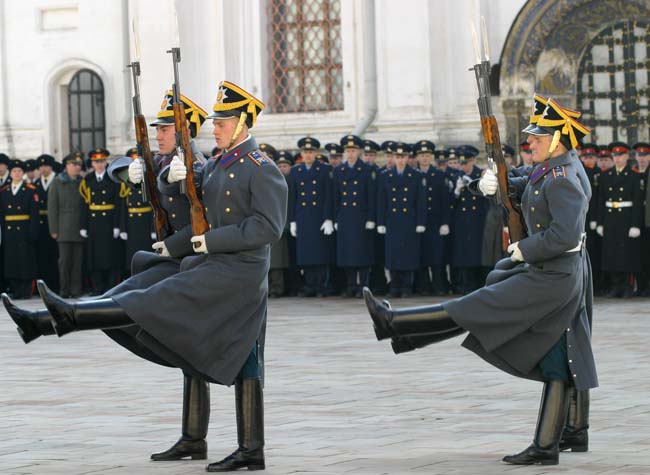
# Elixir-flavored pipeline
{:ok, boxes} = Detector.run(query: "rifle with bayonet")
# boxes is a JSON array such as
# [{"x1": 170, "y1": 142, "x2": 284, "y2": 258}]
[
  {"x1": 470, "y1": 19, "x2": 526, "y2": 243},
  {"x1": 128, "y1": 20, "x2": 171, "y2": 241},
  {"x1": 167, "y1": 45, "x2": 210, "y2": 249}
]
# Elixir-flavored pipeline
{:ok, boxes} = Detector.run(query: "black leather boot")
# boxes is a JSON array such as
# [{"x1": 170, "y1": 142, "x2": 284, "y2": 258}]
[
  {"x1": 37, "y1": 280, "x2": 132, "y2": 337},
  {"x1": 151, "y1": 375, "x2": 210, "y2": 461},
  {"x1": 206, "y1": 378, "x2": 264, "y2": 472},
  {"x1": 502, "y1": 381, "x2": 570, "y2": 465},
  {"x1": 2, "y1": 294, "x2": 56, "y2": 343},
  {"x1": 560, "y1": 388, "x2": 589, "y2": 452},
  {"x1": 363, "y1": 287, "x2": 459, "y2": 341},
  {"x1": 391, "y1": 327, "x2": 466, "y2": 354}
]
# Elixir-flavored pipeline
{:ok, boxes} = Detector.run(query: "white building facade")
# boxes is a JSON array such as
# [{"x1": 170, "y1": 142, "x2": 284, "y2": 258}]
[{"x1": 1, "y1": 0, "x2": 649, "y2": 160}]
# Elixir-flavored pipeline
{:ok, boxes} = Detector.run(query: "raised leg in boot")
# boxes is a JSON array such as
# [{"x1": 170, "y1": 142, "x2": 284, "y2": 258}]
[
  {"x1": 560, "y1": 387, "x2": 589, "y2": 452},
  {"x1": 206, "y1": 378, "x2": 264, "y2": 472},
  {"x1": 391, "y1": 327, "x2": 467, "y2": 354},
  {"x1": 363, "y1": 287, "x2": 461, "y2": 341},
  {"x1": 2, "y1": 294, "x2": 56, "y2": 344},
  {"x1": 151, "y1": 374, "x2": 210, "y2": 461},
  {"x1": 36, "y1": 280, "x2": 133, "y2": 336},
  {"x1": 502, "y1": 380, "x2": 570, "y2": 465}
]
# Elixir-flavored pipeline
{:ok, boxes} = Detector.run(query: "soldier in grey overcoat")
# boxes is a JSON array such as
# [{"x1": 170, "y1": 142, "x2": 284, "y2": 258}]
[
  {"x1": 364, "y1": 99, "x2": 596, "y2": 466},
  {"x1": 4, "y1": 81, "x2": 287, "y2": 472}
]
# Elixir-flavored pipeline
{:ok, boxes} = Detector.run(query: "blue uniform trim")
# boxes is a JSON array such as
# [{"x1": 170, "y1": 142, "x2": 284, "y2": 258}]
[
  {"x1": 219, "y1": 147, "x2": 244, "y2": 168},
  {"x1": 247, "y1": 150, "x2": 271, "y2": 166},
  {"x1": 529, "y1": 162, "x2": 551, "y2": 184}
]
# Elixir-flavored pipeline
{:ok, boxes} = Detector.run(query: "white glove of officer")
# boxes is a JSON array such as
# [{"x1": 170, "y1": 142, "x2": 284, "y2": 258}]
[
  {"x1": 478, "y1": 169, "x2": 498, "y2": 196},
  {"x1": 629, "y1": 227, "x2": 641, "y2": 238},
  {"x1": 589, "y1": 221, "x2": 597, "y2": 231},
  {"x1": 439, "y1": 224, "x2": 450, "y2": 236},
  {"x1": 113, "y1": 228, "x2": 120, "y2": 239},
  {"x1": 596, "y1": 225, "x2": 603, "y2": 237},
  {"x1": 80, "y1": 229, "x2": 88, "y2": 238},
  {"x1": 151, "y1": 232, "x2": 157, "y2": 241},
  {"x1": 191, "y1": 234, "x2": 208, "y2": 253},
  {"x1": 415, "y1": 225, "x2": 425, "y2": 233},
  {"x1": 453, "y1": 177, "x2": 465, "y2": 197},
  {"x1": 167, "y1": 156, "x2": 187, "y2": 183},
  {"x1": 334, "y1": 222, "x2": 338, "y2": 231},
  {"x1": 128, "y1": 158, "x2": 144, "y2": 183},
  {"x1": 152, "y1": 240, "x2": 170, "y2": 257},
  {"x1": 119, "y1": 232, "x2": 128, "y2": 241},
  {"x1": 377, "y1": 225, "x2": 386, "y2": 235},
  {"x1": 507, "y1": 241, "x2": 524, "y2": 262},
  {"x1": 365, "y1": 221, "x2": 376, "y2": 230},
  {"x1": 290, "y1": 222, "x2": 297, "y2": 237},
  {"x1": 320, "y1": 219, "x2": 334, "y2": 236}
]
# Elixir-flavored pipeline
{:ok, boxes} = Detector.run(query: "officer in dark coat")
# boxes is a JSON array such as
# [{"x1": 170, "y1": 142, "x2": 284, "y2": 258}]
[
  {"x1": 632, "y1": 142, "x2": 650, "y2": 296},
  {"x1": 596, "y1": 142, "x2": 644, "y2": 298},
  {"x1": 33, "y1": 154, "x2": 60, "y2": 292},
  {"x1": 288, "y1": 137, "x2": 334, "y2": 296},
  {"x1": 451, "y1": 146, "x2": 488, "y2": 294},
  {"x1": 332, "y1": 134, "x2": 376, "y2": 297},
  {"x1": 363, "y1": 139, "x2": 388, "y2": 294},
  {"x1": 376, "y1": 142, "x2": 426, "y2": 297},
  {"x1": 79, "y1": 148, "x2": 123, "y2": 294},
  {"x1": 579, "y1": 144, "x2": 603, "y2": 295},
  {"x1": 0, "y1": 160, "x2": 39, "y2": 298},
  {"x1": 413, "y1": 140, "x2": 450, "y2": 295},
  {"x1": 0, "y1": 153, "x2": 9, "y2": 292},
  {"x1": 365, "y1": 99, "x2": 597, "y2": 466}
]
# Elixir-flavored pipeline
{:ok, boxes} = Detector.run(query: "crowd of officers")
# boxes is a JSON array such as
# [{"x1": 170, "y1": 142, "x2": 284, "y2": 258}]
[{"x1": 0, "y1": 135, "x2": 647, "y2": 301}]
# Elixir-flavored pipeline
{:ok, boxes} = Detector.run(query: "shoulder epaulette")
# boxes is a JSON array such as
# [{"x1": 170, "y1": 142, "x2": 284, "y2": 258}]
[
  {"x1": 247, "y1": 150, "x2": 272, "y2": 166},
  {"x1": 551, "y1": 165, "x2": 566, "y2": 179}
]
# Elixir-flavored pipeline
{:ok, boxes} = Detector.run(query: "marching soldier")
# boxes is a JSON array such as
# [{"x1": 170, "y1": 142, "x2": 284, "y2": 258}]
[
  {"x1": 79, "y1": 148, "x2": 122, "y2": 294},
  {"x1": 633, "y1": 142, "x2": 650, "y2": 296},
  {"x1": 451, "y1": 146, "x2": 488, "y2": 294},
  {"x1": 33, "y1": 154, "x2": 59, "y2": 292},
  {"x1": 0, "y1": 160, "x2": 39, "y2": 298},
  {"x1": 414, "y1": 140, "x2": 450, "y2": 295},
  {"x1": 376, "y1": 142, "x2": 426, "y2": 297},
  {"x1": 288, "y1": 137, "x2": 334, "y2": 297},
  {"x1": 333, "y1": 134, "x2": 376, "y2": 297},
  {"x1": 116, "y1": 148, "x2": 156, "y2": 276},
  {"x1": 596, "y1": 142, "x2": 644, "y2": 298}
]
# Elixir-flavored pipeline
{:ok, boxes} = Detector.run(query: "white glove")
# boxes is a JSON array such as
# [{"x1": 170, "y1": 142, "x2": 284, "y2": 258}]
[
  {"x1": 167, "y1": 156, "x2": 187, "y2": 183},
  {"x1": 377, "y1": 225, "x2": 386, "y2": 234},
  {"x1": 151, "y1": 232, "x2": 157, "y2": 240},
  {"x1": 152, "y1": 240, "x2": 170, "y2": 257},
  {"x1": 80, "y1": 229, "x2": 88, "y2": 238},
  {"x1": 507, "y1": 241, "x2": 524, "y2": 262},
  {"x1": 629, "y1": 227, "x2": 641, "y2": 238},
  {"x1": 113, "y1": 227, "x2": 120, "y2": 239},
  {"x1": 453, "y1": 177, "x2": 464, "y2": 197},
  {"x1": 290, "y1": 222, "x2": 297, "y2": 237},
  {"x1": 128, "y1": 158, "x2": 144, "y2": 183},
  {"x1": 191, "y1": 234, "x2": 208, "y2": 253},
  {"x1": 589, "y1": 221, "x2": 597, "y2": 230},
  {"x1": 415, "y1": 225, "x2": 425, "y2": 233},
  {"x1": 596, "y1": 225, "x2": 603, "y2": 237},
  {"x1": 320, "y1": 219, "x2": 334, "y2": 235},
  {"x1": 334, "y1": 222, "x2": 338, "y2": 231},
  {"x1": 478, "y1": 169, "x2": 498, "y2": 196},
  {"x1": 365, "y1": 221, "x2": 376, "y2": 230},
  {"x1": 119, "y1": 232, "x2": 128, "y2": 240},
  {"x1": 439, "y1": 224, "x2": 450, "y2": 236}
]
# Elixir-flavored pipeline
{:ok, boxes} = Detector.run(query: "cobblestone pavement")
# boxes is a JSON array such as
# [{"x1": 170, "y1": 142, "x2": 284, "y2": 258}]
[{"x1": 1, "y1": 295, "x2": 649, "y2": 475}]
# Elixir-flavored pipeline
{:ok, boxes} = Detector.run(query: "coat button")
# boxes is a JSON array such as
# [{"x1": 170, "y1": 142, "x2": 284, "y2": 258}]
[
  {"x1": 403, "y1": 197, "x2": 407, "y2": 202},
  {"x1": 300, "y1": 182, "x2": 305, "y2": 186},
  {"x1": 536, "y1": 223, "x2": 541, "y2": 228},
  {"x1": 403, "y1": 208, "x2": 407, "y2": 212},
  {"x1": 302, "y1": 202, "x2": 306, "y2": 206},
  {"x1": 404, "y1": 187, "x2": 408, "y2": 191},
  {"x1": 392, "y1": 187, "x2": 396, "y2": 191},
  {"x1": 312, "y1": 201, "x2": 317, "y2": 206},
  {"x1": 171, "y1": 213, "x2": 176, "y2": 218},
  {"x1": 229, "y1": 173, "x2": 235, "y2": 178},
  {"x1": 392, "y1": 208, "x2": 396, "y2": 213},
  {"x1": 240, "y1": 158, "x2": 245, "y2": 163},
  {"x1": 530, "y1": 207, "x2": 535, "y2": 212},
  {"x1": 569, "y1": 359, "x2": 573, "y2": 363},
  {"x1": 392, "y1": 197, "x2": 396, "y2": 202},
  {"x1": 312, "y1": 191, "x2": 317, "y2": 195},
  {"x1": 566, "y1": 327, "x2": 571, "y2": 332},
  {"x1": 169, "y1": 197, "x2": 173, "y2": 202},
  {"x1": 225, "y1": 207, "x2": 231, "y2": 213},
  {"x1": 205, "y1": 207, "x2": 209, "y2": 212},
  {"x1": 534, "y1": 190, "x2": 539, "y2": 195},
  {"x1": 313, "y1": 180, "x2": 317, "y2": 184},
  {"x1": 573, "y1": 374, "x2": 577, "y2": 378}
]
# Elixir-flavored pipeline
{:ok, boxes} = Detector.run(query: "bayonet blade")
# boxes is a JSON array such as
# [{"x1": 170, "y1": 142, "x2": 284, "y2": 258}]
[
  {"x1": 470, "y1": 21, "x2": 481, "y2": 64},
  {"x1": 481, "y1": 16, "x2": 490, "y2": 61}
]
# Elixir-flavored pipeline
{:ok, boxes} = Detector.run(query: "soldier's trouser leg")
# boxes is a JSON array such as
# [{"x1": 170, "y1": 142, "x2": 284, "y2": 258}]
[
  {"x1": 9, "y1": 279, "x2": 32, "y2": 299},
  {"x1": 502, "y1": 381, "x2": 570, "y2": 465},
  {"x1": 414, "y1": 267, "x2": 432, "y2": 295},
  {"x1": 268, "y1": 269, "x2": 284, "y2": 297},
  {"x1": 2, "y1": 294, "x2": 56, "y2": 343},
  {"x1": 357, "y1": 267, "x2": 370, "y2": 294},
  {"x1": 207, "y1": 348, "x2": 264, "y2": 472},
  {"x1": 344, "y1": 268, "x2": 358, "y2": 296},
  {"x1": 363, "y1": 288, "x2": 460, "y2": 341},
  {"x1": 560, "y1": 388, "x2": 589, "y2": 452},
  {"x1": 35, "y1": 280, "x2": 132, "y2": 336},
  {"x1": 57, "y1": 242, "x2": 72, "y2": 296},
  {"x1": 431, "y1": 266, "x2": 449, "y2": 295},
  {"x1": 69, "y1": 243, "x2": 84, "y2": 297},
  {"x1": 151, "y1": 373, "x2": 210, "y2": 461}
]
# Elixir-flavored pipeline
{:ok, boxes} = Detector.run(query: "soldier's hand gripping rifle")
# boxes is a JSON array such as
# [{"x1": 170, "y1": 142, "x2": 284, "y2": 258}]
[
  {"x1": 471, "y1": 19, "x2": 526, "y2": 243},
  {"x1": 167, "y1": 46, "x2": 210, "y2": 249},
  {"x1": 128, "y1": 20, "x2": 171, "y2": 241}
]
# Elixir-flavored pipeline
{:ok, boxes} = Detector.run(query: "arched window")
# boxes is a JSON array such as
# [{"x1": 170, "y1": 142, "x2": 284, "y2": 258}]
[
  {"x1": 68, "y1": 69, "x2": 105, "y2": 153},
  {"x1": 266, "y1": 0, "x2": 343, "y2": 113},
  {"x1": 577, "y1": 20, "x2": 650, "y2": 144}
]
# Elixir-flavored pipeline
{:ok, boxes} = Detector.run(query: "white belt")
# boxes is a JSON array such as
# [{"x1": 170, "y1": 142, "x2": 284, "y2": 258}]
[
  {"x1": 566, "y1": 233, "x2": 586, "y2": 253},
  {"x1": 605, "y1": 200, "x2": 633, "y2": 208}
]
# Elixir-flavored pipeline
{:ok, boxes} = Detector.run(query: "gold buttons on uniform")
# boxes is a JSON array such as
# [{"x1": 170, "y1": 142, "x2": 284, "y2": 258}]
[
  {"x1": 240, "y1": 158, "x2": 245, "y2": 163},
  {"x1": 472, "y1": 206, "x2": 476, "y2": 210},
  {"x1": 301, "y1": 192, "x2": 306, "y2": 196},
  {"x1": 225, "y1": 207, "x2": 231, "y2": 213},
  {"x1": 569, "y1": 359, "x2": 573, "y2": 363},
  {"x1": 462, "y1": 207, "x2": 466, "y2": 211},
  {"x1": 536, "y1": 223, "x2": 541, "y2": 228},
  {"x1": 352, "y1": 202, "x2": 357, "y2": 206},
  {"x1": 312, "y1": 191, "x2": 317, "y2": 195},
  {"x1": 461, "y1": 197, "x2": 466, "y2": 201},
  {"x1": 428, "y1": 197, "x2": 432, "y2": 201},
  {"x1": 343, "y1": 202, "x2": 348, "y2": 206},
  {"x1": 102, "y1": 212, "x2": 106, "y2": 216},
  {"x1": 91, "y1": 213, "x2": 96, "y2": 217},
  {"x1": 226, "y1": 190, "x2": 231, "y2": 196},
  {"x1": 534, "y1": 190, "x2": 539, "y2": 195},
  {"x1": 403, "y1": 208, "x2": 407, "y2": 212},
  {"x1": 171, "y1": 213, "x2": 176, "y2": 218},
  {"x1": 392, "y1": 208, "x2": 397, "y2": 213},
  {"x1": 229, "y1": 173, "x2": 235, "y2": 179},
  {"x1": 300, "y1": 181, "x2": 305, "y2": 186},
  {"x1": 205, "y1": 207, "x2": 208, "y2": 212},
  {"x1": 102, "y1": 190, "x2": 106, "y2": 194},
  {"x1": 169, "y1": 197, "x2": 173, "y2": 202},
  {"x1": 404, "y1": 187, "x2": 408, "y2": 191},
  {"x1": 312, "y1": 201, "x2": 317, "y2": 206},
  {"x1": 302, "y1": 202, "x2": 307, "y2": 206},
  {"x1": 392, "y1": 187, "x2": 396, "y2": 191},
  {"x1": 313, "y1": 180, "x2": 317, "y2": 184},
  {"x1": 530, "y1": 207, "x2": 535, "y2": 212}
]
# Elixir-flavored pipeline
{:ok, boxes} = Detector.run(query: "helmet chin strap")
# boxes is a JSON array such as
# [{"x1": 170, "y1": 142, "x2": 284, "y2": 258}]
[
  {"x1": 226, "y1": 112, "x2": 248, "y2": 150},
  {"x1": 547, "y1": 130, "x2": 561, "y2": 159}
]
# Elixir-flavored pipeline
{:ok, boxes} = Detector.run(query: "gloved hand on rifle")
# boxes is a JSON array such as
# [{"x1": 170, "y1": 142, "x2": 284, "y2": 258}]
[
  {"x1": 128, "y1": 158, "x2": 144, "y2": 183},
  {"x1": 507, "y1": 241, "x2": 524, "y2": 262},
  {"x1": 152, "y1": 240, "x2": 170, "y2": 257},
  {"x1": 479, "y1": 168, "x2": 498, "y2": 196},
  {"x1": 167, "y1": 157, "x2": 187, "y2": 183}
]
